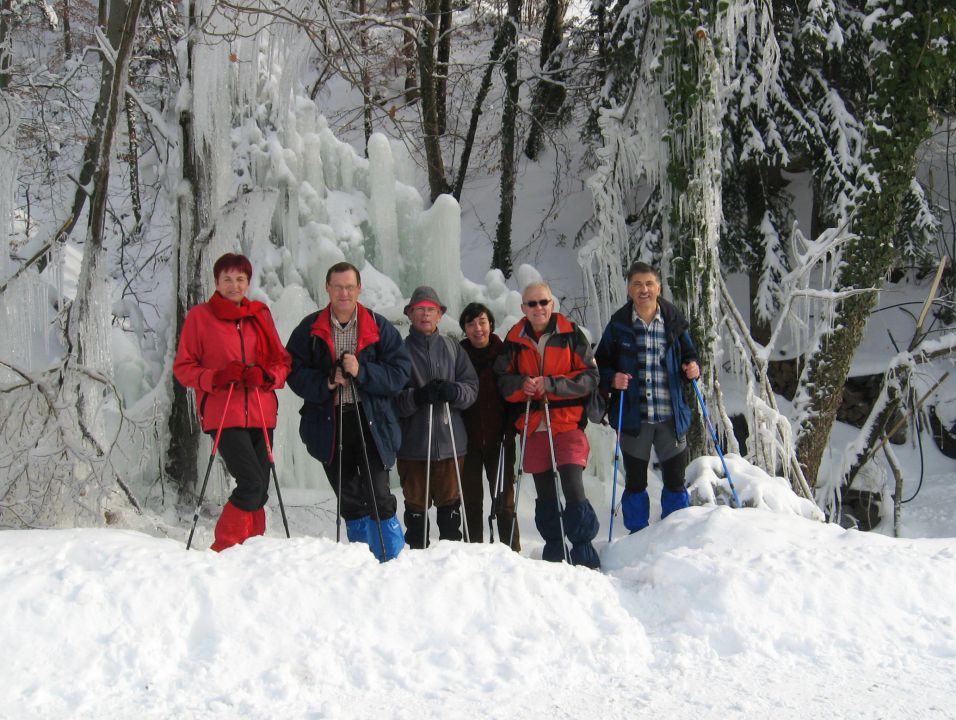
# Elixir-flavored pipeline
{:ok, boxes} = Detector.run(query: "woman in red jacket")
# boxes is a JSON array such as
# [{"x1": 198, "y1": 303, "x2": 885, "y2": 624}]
[{"x1": 174, "y1": 253, "x2": 292, "y2": 551}]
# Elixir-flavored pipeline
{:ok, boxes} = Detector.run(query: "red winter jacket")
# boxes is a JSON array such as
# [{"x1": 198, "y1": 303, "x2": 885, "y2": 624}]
[
  {"x1": 494, "y1": 313, "x2": 599, "y2": 435},
  {"x1": 173, "y1": 300, "x2": 291, "y2": 432}
]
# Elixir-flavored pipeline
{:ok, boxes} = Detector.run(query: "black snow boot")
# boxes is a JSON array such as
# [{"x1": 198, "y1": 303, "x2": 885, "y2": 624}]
[
  {"x1": 563, "y1": 500, "x2": 601, "y2": 569},
  {"x1": 404, "y1": 509, "x2": 430, "y2": 549},
  {"x1": 534, "y1": 498, "x2": 566, "y2": 562},
  {"x1": 436, "y1": 503, "x2": 463, "y2": 541}
]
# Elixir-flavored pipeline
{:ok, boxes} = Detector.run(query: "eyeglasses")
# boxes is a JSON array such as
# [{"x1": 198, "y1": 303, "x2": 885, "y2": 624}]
[
  {"x1": 329, "y1": 284, "x2": 359, "y2": 294},
  {"x1": 524, "y1": 299, "x2": 552, "y2": 308}
]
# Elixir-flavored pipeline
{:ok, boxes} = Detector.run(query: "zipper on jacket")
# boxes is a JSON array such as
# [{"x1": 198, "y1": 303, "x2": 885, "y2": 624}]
[{"x1": 237, "y1": 320, "x2": 249, "y2": 425}]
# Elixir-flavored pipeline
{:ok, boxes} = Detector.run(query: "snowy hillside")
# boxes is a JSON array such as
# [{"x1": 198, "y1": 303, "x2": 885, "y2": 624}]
[{"x1": 2, "y1": 503, "x2": 954, "y2": 720}]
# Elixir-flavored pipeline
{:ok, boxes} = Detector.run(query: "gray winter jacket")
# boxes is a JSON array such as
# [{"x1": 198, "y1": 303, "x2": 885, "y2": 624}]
[{"x1": 396, "y1": 327, "x2": 479, "y2": 461}]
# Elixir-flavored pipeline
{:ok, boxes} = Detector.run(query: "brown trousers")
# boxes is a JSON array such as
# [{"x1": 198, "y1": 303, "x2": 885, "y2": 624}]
[
  {"x1": 461, "y1": 440, "x2": 521, "y2": 551},
  {"x1": 398, "y1": 457, "x2": 462, "y2": 512}
]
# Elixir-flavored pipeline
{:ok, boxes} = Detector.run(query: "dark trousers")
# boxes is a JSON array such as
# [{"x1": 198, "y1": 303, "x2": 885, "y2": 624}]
[
  {"x1": 216, "y1": 427, "x2": 272, "y2": 512},
  {"x1": 462, "y1": 440, "x2": 520, "y2": 550},
  {"x1": 622, "y1": 450, "x2": 689, "y2": 494},
  {"x1": 532, "y1": 464, "x2": 587, "y2": 506},
  {"x1": 323, "y1": 404, "x2": 398, "y2": 521}
]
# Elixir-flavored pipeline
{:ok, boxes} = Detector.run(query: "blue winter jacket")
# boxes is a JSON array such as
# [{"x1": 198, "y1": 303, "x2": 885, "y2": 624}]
[
  {"x1": 285, "y1": 304, "x2": 411, "y2": 469},
  {"x1": 594, "y1": 298, "x2": 698, "y2": 437}
]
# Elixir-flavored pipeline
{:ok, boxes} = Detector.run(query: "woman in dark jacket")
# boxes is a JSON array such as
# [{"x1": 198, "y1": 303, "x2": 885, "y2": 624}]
[
  {"x1": 459, "y1": 303, "x2": 520, "y2": 551},
  {"x1": 173, "y1": 253, "x2": 292, "y2": 551}
]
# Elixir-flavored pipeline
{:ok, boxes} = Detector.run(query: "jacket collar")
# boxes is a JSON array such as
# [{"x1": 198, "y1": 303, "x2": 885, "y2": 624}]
[
  {"x1": 506, "y1": 313, "x2": 574, "y2": 346},
  {"x1": 311, "y1": 303, "x2": 381, "y2": 354}
]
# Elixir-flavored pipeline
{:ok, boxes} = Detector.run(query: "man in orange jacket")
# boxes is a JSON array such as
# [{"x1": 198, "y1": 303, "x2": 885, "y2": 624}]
[{"x1": 494, "y1": 282, "x2": 601, "y2": 568}]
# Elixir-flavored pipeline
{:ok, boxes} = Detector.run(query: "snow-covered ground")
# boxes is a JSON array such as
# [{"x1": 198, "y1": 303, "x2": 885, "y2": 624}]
[{"x1": 2, "y1": 449, "x2": 955, "y2": 720}]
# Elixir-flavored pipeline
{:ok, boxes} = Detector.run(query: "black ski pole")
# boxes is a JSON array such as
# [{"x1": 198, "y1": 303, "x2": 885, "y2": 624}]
[
  {"x1": 444, "y1": 401, "x2": 470, "y2": 543},
  {"x1": 336, "y1": 365, "x2": 345, "y2": 543},
  {"x1": 253, "y1": 387, "x2": 291, "y2": 538},
  {"x1": 508, "y1": 400, "x2": 531, "y2": 550},
  {"x1": 347, "y1": 376, "x2": 387, "y2": 560},
  {"x1": 489, "y1": 437, "x2": 506, "y2": 543},
  {"x1": 186, "y1": 382, "x2": 236, "y2": 550},
  {"x1": 423, "y1": 401, "x2": 434, "y2": 550}
]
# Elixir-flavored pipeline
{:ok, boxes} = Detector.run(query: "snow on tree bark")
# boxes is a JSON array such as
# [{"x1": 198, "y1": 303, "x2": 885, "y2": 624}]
[{"x1": 794, "y1": 1, "x2": 956, "y2": 492}]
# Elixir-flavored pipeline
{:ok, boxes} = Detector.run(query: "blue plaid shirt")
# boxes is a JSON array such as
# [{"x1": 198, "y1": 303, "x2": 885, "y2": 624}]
[{"x1": 632, "y1": 307, "x2": 673, "y2": 423}]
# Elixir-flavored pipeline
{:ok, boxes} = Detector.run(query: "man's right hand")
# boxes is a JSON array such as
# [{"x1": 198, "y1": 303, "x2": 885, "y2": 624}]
[
  {"x1": 611, "y1": 372, "x2": 631, "y2": 390},
  {"x1": 328, "y1": 363, "x2": 347, "y2": 390}
]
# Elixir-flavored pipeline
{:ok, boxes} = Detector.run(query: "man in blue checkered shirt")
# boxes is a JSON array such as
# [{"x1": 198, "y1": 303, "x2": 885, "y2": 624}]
[{"x1": 595, "y1": 261, "x2": 700, "y2": 532}]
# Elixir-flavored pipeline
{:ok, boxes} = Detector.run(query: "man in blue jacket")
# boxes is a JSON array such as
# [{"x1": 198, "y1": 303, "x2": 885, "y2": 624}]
[
  {"x1": 595, "y1": 262, "x2": 700, "y2": 532},
  {"x1": 286, "y1": 262, "x2": 412, "y2": 560}
]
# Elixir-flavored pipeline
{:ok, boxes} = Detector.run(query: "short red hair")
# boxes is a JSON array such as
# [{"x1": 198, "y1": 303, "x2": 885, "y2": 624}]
[{"x1": 213, "y1": 253, "x2": 253, "y2": 281}]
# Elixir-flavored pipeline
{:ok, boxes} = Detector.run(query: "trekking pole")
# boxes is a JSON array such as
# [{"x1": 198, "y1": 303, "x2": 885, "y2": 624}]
[
  {"x1": 489, "y1": 438, "x2": 506, "y2": 543},
  {"x1": 608, "y1": 390, "x2": 625, "y2": 542},
  {"x1": 508, "y1": 401, "x2": 531, "y2": 549},
  {"x1": 444, "y1": 401, "x2": 470, "y2": 543},
  {"x1": 347, "y1": 376, "x2": 387, "y2": 561},
  {"x1": 422, "y1": 402, "x2": 434, "y2": 549},
  {"x1": 542, "y1": 397, "x2": 571, "y2": 564},
  {"x1": 335, "y1": 383, "x2": 344, "y2": 543},
  {"x1": 691, "y1": 378, "x2": 741, "y2": 508},
  {"x1": 187, "y1": 382, "x2": 236, "y2": 550},
  {"x1": 253, "y1": 387, "x2": 291, "y2": 537}
]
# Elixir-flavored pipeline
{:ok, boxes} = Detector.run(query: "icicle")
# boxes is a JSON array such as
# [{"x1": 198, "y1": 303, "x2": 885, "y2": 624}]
[{"x1": 367, "y1": 134, "x2": 402, "y2": 280}]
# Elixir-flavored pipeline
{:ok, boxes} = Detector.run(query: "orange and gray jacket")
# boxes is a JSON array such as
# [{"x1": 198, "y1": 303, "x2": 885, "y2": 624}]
[{"x1": 494, "y1": 312, "x2": 599, "y2": 435}]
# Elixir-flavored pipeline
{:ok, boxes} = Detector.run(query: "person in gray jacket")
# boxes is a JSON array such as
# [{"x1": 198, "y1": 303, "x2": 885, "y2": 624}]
[{"x1": 396, "y1": 286, "x2": 479, "y2": 549}]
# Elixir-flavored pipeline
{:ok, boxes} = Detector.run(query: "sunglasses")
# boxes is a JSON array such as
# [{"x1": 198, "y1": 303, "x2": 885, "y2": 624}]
[{"x1": 524, "y1": 298, "x2": 552, "y2": 308}]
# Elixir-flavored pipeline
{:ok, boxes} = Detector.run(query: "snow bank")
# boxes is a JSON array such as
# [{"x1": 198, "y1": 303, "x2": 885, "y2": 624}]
[{"x1": 3, "y1": 506, "x2": 955, "y2": 719}]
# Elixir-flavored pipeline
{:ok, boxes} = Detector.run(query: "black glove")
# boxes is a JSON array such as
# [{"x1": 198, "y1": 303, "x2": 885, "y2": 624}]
[
  {"x1": 414, "y1": 382, "x2": 437, "y2": 406},
  {"x1": 435, "y1": 380, "x2": 457, "y2": 403},
  {"x1": 328, "y1": 358, "x2": 344, "y2": 385}
]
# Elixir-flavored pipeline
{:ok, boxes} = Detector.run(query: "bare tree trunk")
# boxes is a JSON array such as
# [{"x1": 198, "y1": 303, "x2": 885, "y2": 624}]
[
  {"x1": 165, "y1": 0, "x2": 214, "y2": 495},
  {"x1": 70, "y1": 0, "x2": 144, "y2": 368},
  {"x1": 452, "y1": 21, "x2": 509, "y2": 199},
  {"x1": 402, "y1": 0, "x2": 417, "y2": 104},
  {"x1": 435, "y1": 0, "x2": 451, "y2": 134},
  {"x1": 353, "y1": 0, "x2": 373, "y2": 149},
  {"x1": 34, "y1": 0, "x2": 127, "y2": 275},
  {"x1": 493, "y1": 4, "x2": 520, "y2": 277},
  {"x1": 62, "y1": 0, "x2": 72, "y2": 57},
  {"x1": 125, "y1": 94, "x2": 142, "y2": 229},
  {"x1": 524, "y1": 0, "x2": 567, "y2": 159},
  {"x1": 0, "y1": 0, "x2": 10, "y2": 91},
  {"x1": 667, "y1": 27, "x2": 727, "y2": 460},
  {"x1": 418, "y1": 0, "x2": 449, "y2": 201}
]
